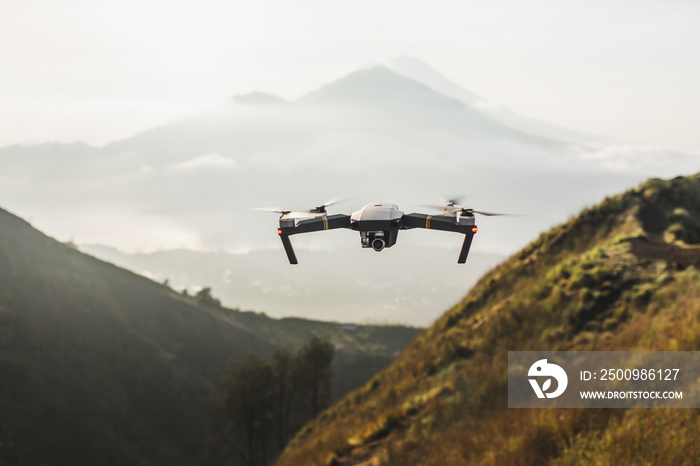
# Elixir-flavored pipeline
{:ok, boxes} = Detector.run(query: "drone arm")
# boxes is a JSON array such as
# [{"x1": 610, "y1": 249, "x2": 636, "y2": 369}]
[
  {"x1": 277, "y1": 214, "x2": 351, "y2": 264},
  {"x1": 457, "y1": 233, "x2": 474, "y2": 264},
  {"x1": 401, "y1": 213, "x2": 467, "y2": 233},
  {"x1": 402, "y1": 213, "x2": 477, "y2": 264},
  {"x1": 278, "y1": 232, "x2": 298, "y2": 265},
  {"x1": 288, "y1": 214, "x2": 352, "y2": 234}
]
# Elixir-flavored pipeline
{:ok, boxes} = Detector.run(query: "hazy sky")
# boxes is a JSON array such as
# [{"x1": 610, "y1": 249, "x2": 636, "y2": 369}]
[{"x1": 1, "y1": 0, "x2": 699, "y2": 150}]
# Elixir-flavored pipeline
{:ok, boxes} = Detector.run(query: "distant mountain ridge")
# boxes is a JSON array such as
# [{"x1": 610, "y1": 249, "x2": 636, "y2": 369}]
[
  {"x1": 296, "y1": 65, "x2": 466, "y2": 109},
  {"x1": 0, "y1": 206, "x2": 418, "y2": 465},
  {"x1": 383, "y1": 57, "x2": 484, "y2": 107},
  {"x1": 231, "y1": 92, "x2": 287, "y2": 105},
  {"x1": 96, "y1": 62, "x2": 553, "y2": 168},
  {"x1": 383, "y1": 56, "x2": 605, "y2": 143}
]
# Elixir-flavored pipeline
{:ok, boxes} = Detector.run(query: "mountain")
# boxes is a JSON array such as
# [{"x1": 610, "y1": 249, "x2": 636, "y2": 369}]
[
  {"x1": 295, "y1": 65, "x2": 556, "y2": 147},
  {"x1": 296, "y1": 65, "x2": 467, "y2": 108},
  {"x1": 96, "y1": 64, "x2": 556, "y2": 170},
  {"x1": 231, "y1": 92, "x2": 287, "y2": 105},
  {"x1": 277, "y1": 173, "x2": 700, "y2": 465},
  {"x1": 0, "y1": 206, "x2": 418, "y2": 465},
  {"x1": 382, "y1": 57, "x2": 483, "y2": 107},
  {"x1": 383, "y1": 56, "x2": 606, "y2": 143}
]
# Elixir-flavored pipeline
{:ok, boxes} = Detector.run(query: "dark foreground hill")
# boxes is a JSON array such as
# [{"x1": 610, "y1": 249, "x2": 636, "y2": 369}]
[
  {"x1": 278, "y1": 173, "x2": 700, "y2": 466},
  {"x1": 0, "y1": 208, "x2": 418, "y2": 465}
]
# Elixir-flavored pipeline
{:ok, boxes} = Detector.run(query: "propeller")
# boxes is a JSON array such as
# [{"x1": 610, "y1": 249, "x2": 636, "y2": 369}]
[
  {"x1": 311, "y1": 197, "x2": 347, "y2": 213},
  {"x1": 420, "y1": 197, "x2": 518, "y2": 217},
  {"x1": 468, "y1": 209, "x2": 516, "y2": 217},
  {"x1": 419, "y1": 195, "x2": 465, "y2": 212},
  {"x1": 443, "y1": 195, "x2": 465, "y2": 206},
  {"x1": 253, "y1": 198, "x2": 347, "y2": 217},
  {"x1": 252, "y1": 207, "x2": 291, "y2": 214}
]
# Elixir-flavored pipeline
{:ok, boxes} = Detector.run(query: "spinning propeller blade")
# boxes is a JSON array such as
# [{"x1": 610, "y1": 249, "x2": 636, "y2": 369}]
[
  {"x1": 420, "y1": 198, "x2": 519, "y2": 217},
  {"x1": 252, "y1": 207, "x2": 291, "y2": 214},
  {"x1": 254, "y1": 198, "x2": 347, "y2": 216}
]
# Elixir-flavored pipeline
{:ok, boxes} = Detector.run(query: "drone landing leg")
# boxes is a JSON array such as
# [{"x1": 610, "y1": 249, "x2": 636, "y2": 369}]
[
  {"x1": 457, "y1": 234, "x2": 474, "y2": 264},
  {"x1": 279, "y1": 233, "x2": 298, "y2": 265}
]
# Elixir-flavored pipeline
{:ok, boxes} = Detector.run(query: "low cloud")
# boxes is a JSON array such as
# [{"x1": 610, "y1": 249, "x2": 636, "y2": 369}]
[
  {"x1": 576, "y1": 144, "x2": 700, "y2": 174},
  {"x1": 169, "y1": 153, "x2": 238, "y2": 172}
]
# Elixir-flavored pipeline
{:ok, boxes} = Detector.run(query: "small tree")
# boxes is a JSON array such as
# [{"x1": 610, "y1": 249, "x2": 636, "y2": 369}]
[
  {"x1": 195, "y1": 287, "x2": 221, "y2": 307},
  {"x1": 208, "y1": 355, "x2": 275, "y2": 466},
  {"x1": 272, "y1": 348, "x2": 296, "y2": 449},
  {"x1": 295, "y1": 335, "x2": 335, "y2": 417}
]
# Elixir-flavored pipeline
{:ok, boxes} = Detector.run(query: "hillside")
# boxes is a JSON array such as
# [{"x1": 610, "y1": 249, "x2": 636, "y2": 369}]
[
  {"x1": 0, "y1": 207, "x2": 418, "y2": 465},
  {"x1": 277, "y1": 173, "x2": 700, "y2": 466}
]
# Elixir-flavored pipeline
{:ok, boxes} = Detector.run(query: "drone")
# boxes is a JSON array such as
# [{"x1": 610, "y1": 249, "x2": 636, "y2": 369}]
[{"x1": 256, "y1": 198, "x2": 512, "y2": 264}]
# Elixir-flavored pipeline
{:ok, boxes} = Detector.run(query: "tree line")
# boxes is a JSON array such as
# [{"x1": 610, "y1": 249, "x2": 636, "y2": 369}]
[{"x1": 206, "y1": 335, "x2": 335, "y2": 466}]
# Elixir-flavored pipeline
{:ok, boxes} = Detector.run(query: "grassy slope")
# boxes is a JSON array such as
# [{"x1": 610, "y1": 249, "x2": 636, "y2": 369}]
[
  {"x1": 0, "y1": 208, "x2": 418, "y2": 465},
  {"x1": 277, "y1": 173, "x2": 700, "y2": 466}
]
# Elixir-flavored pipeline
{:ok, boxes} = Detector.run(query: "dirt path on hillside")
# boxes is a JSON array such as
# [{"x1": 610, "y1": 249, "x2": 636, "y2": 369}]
[
  {"x1": 332, "y1": 408, "x2": 425, "y2": 466},
  {"x1": 628, "y1": 237, "x2": 700, "y2": 268},
  {"x1": 333, "y1": 431, "x2": 399, "y2": 466}
]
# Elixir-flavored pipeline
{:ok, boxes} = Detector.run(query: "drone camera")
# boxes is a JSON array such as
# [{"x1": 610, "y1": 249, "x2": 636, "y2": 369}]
[
  {"x1": 371, "y1": 238, "x2": 386, "y2": 252},
  {"x1": 360, "y1": 230, "x2": 389, "y2": 251}
]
